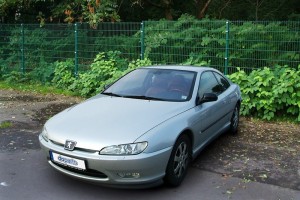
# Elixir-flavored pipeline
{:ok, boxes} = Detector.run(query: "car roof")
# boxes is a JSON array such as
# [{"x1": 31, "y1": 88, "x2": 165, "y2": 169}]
[{"x1": 141, "y1": 65, "x2": 220, "y2": 73}]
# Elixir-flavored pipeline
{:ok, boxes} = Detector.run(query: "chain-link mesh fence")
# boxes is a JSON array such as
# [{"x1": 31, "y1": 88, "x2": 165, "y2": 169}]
[{"x1": 0, "y1": 20, "x2": 299, "y2": 76}]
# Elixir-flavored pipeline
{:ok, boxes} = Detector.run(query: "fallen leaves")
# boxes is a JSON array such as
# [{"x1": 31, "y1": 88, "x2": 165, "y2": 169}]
[
  {"x1": 193, "y1": 117, "x2": 300, "y2": 190},
  {"x1": 258, "y1": 174, "x2": 268, "y2": 180}
]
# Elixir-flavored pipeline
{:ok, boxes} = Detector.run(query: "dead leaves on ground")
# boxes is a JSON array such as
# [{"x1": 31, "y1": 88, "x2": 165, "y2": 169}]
[{"x1": 193, "y1": 117, "x2": 300, "y2": 190}]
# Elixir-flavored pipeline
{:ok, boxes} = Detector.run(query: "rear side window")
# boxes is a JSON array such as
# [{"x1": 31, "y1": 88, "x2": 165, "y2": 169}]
[
  {"x1": 198, "y1": 71, "x2": 230, "y2": 98},
  {"x1": 198, "y1": 71, "x2": 224, "y2": 98},
  {"x1": 213, "y1": 72, "x2": 230, "y2": 91}
]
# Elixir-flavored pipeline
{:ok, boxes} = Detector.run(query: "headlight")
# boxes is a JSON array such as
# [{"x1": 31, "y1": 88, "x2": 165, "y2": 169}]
[
  {"x1": 41, "y1": 126, "x2": 49, "y2": 142},
  {"x1": 100, "y1": 142, "x2": 148, "y2": 155}
]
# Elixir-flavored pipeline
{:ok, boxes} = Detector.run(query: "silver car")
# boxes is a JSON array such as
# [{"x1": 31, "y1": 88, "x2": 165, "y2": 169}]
[{"x1": 39, "y1": 65, "x2": 242, "y2": 188}]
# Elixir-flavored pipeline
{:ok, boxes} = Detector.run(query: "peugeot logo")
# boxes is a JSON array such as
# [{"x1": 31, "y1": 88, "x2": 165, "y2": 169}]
[{"x1": 64, "y1": 140, "x2": 77, "y2": 151}]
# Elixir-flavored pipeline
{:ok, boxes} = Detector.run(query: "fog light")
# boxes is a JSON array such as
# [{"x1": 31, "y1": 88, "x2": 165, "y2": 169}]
[{"x1": 117, "y1": 172, "x2": 140, "y2": 179}]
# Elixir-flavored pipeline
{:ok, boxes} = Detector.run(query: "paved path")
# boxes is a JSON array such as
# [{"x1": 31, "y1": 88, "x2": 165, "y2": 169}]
[
  {"x1": 0, "y1": 149, "x2": 299, "y2": 200},
  {"x1": 1, "y1": 90, "x2": 299, "y2": 199}
]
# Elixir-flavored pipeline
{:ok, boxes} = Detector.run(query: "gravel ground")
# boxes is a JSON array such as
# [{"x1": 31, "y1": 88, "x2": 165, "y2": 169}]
[{"x1": 0, "y1": 89, "x2": 299, "y2": 191}]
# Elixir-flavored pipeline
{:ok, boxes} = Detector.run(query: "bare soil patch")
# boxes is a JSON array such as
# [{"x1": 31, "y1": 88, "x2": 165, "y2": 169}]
[
  {"x1": 0, "y1": 89, "x2": 81, "y2": 151},
  {"x1": 0, "y1": 89, "x2": 299, "y2": 190},
  {"x1": 193, "y1": 117, "x2": 300, "y2": 190}
]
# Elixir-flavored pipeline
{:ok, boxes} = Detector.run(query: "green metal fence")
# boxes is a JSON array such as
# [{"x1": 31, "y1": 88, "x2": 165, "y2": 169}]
[
  {"x1": 0, "y1": 20, "x2": 299, "y2": 76},
  {"x1": 143, "y1": 20, "x2": 228, "y2": 73}
]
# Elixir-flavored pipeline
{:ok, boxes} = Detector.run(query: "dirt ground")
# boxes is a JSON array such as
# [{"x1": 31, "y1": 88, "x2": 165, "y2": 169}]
[{"x1": 0, "y1": 89, "x2": 299, "y2": 191}]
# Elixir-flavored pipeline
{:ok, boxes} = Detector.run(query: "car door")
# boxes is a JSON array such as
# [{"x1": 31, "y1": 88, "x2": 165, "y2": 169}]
[
  {"x1": 212, "y1": 71, "x2": 235, "y2": 122},
  {"x1": 191, "y1": 71, "x2": 230, "y2": 152}
]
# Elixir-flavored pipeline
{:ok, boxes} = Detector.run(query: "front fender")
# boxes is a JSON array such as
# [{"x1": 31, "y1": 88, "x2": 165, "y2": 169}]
[{"x1": 135, "y1": 108, "x2": 195, "y2": 153}]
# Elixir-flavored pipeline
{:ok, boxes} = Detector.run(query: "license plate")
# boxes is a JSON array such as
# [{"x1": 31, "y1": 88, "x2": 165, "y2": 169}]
[{"x1": 50, "y1": 151, "x2": 86, "y2": 170}]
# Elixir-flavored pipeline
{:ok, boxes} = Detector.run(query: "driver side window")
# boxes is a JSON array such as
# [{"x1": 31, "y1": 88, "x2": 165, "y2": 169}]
[{"x1": 198, "y1": 71, "x2": 223, "y2": 98}]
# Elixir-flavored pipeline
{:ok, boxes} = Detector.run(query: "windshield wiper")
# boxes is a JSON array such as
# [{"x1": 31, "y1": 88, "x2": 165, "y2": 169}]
[
  {"x1": 102, "y1": 93, "x2": 166, "y2": 101},
  {"x1": 102, "y1": 92, "x2": 123, "y2": 97},
  {"x1": 122, "y1": 95, "x2": 166, "y2": 101}
]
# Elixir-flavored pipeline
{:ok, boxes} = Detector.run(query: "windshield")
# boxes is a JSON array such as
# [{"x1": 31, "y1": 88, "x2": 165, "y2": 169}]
[{"x1": 103, "y1": 68, "x2": 196, "y2": 102}]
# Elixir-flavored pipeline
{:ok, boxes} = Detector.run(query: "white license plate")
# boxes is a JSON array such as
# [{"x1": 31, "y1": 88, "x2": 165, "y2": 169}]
[{"x1": 50, "y1": 151, "x2": 86, "y2": 170}]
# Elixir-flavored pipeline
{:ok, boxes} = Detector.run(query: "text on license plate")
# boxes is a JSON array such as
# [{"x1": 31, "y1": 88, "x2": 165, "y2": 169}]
[{"x1": 50, "y1": 151, "x2": 86, "y2": 170}]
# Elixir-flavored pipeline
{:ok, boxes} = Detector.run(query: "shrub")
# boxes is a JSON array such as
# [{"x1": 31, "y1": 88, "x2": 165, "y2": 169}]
[
  {"x1": 30, "y1": 61, "x2": 55, "y2": 84},
  {"x1": 52, "y1": 59, "x2": 75, "y2": 89},
  {"x1": 3, "y1": 71, "x2": 31, "y2": 84},
  {"x1": 229, "y1": 65, "x2": 300, "y2": 121},
  {"x1": 71, "y1": 52, "x2": 121, "y2": 97}
]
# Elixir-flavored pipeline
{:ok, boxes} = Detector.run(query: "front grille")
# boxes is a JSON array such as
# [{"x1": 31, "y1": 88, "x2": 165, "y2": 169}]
[
  {"x1": 52, "y1": 161, "x2": 108, "y2": 178},
  {"x1": 50, "y1": 140, "x2": 98, "y2": 153}
]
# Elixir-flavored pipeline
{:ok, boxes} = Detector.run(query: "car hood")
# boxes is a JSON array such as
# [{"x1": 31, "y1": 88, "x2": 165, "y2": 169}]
[{"x1": 46, "y1": 95, "x2": 193, "y2": 151}]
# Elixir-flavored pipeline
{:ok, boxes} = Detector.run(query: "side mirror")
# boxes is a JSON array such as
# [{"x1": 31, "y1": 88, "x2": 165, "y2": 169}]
[{"x1": 197, "y1": 93, "x2": 218, "y2": 105}]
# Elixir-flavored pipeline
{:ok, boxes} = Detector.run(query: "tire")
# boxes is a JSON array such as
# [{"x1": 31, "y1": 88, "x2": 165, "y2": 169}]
[
  {"x1": 164, "y1": 134, "x2": 191, "y2": 187},
  {"x1": 229, "y1": 105, "x2": 240, "y2": 135}
]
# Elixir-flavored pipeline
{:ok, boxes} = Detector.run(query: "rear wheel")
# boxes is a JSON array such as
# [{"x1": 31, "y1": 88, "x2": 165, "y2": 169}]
[
  {"x1": 229, "y1": 105, "x2": 240, "y2": 135},
  {"x1": 164, "y1": 134, "x2": 191, "y2": 187}
]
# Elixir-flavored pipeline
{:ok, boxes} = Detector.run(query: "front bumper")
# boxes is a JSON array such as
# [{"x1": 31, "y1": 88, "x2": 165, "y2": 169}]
[{"x1": 39, "y1": 134, "x2": 172, "y2": 188}]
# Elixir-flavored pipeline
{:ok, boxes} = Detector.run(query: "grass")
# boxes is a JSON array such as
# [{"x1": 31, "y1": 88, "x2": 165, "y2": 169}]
[
  {"x1": 0, "y1": 121, "x2": 12, "y2": 129},
  {"x1": 0, "y1": 81, "x2": 78, "y2": 96}
]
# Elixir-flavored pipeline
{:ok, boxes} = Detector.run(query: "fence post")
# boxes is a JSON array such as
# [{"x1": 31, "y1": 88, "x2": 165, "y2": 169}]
[
  {"x1": 224, "y1": 20, "x2": 230, "y2": 75},
  {"x1": 74, "y1": 23, "x2": 78, "y2": 77},
  {"x1": 140, "y1": 21, "x2": 145, "y2": 60},
  {"x1": 20, "y1": 24, "x2": 25, "y2": 73}
]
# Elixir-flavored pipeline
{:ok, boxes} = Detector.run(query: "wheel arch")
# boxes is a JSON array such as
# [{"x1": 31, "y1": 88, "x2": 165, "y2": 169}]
[
  {"x1": 164, "y1": 128, "x2": 194, "y2": 186},
  {"x1": 178, "y1": 129, "x2": 194, "y2": 151},
  {"x1": 236, "y1": 99, "x2": 241, "y2": 108}
]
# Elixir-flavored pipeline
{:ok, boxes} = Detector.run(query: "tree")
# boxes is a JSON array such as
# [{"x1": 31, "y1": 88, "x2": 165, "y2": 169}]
[
  {"x1": 195, "y1": 0, "x2": 213, "y2": 19},
  {"x1": 131, "y1": 0, "x2": 174, "y2": 20},
  {"x1": 0, "y1": 0, "x2": 299, "y2": 23},
  {"x1": 0, "y1": 0, "x2": 120, "y2": 25},
  {"x1": 206, "y1": 0, "x2": 300, "y2": 20},
  {"x1": 130, "y1": 0, "x2": 215, "y2": 20}
]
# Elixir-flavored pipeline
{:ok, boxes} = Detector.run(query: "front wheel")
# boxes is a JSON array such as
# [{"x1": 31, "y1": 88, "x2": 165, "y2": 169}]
[
  {"x1": 164, "y1": 134, "x2": 191, "y2": 187},
  {"x1": 229, "y1": 105, "x2": 240, "y2": 135}
]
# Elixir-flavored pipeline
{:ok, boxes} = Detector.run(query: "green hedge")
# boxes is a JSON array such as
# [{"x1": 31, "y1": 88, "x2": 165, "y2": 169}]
[
  {"x1": 228, "y1": 65, "x2": 300, "y2": 121},
  {"x1": 52, "y1": 51, "x2": 152, "y2": 97}
]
